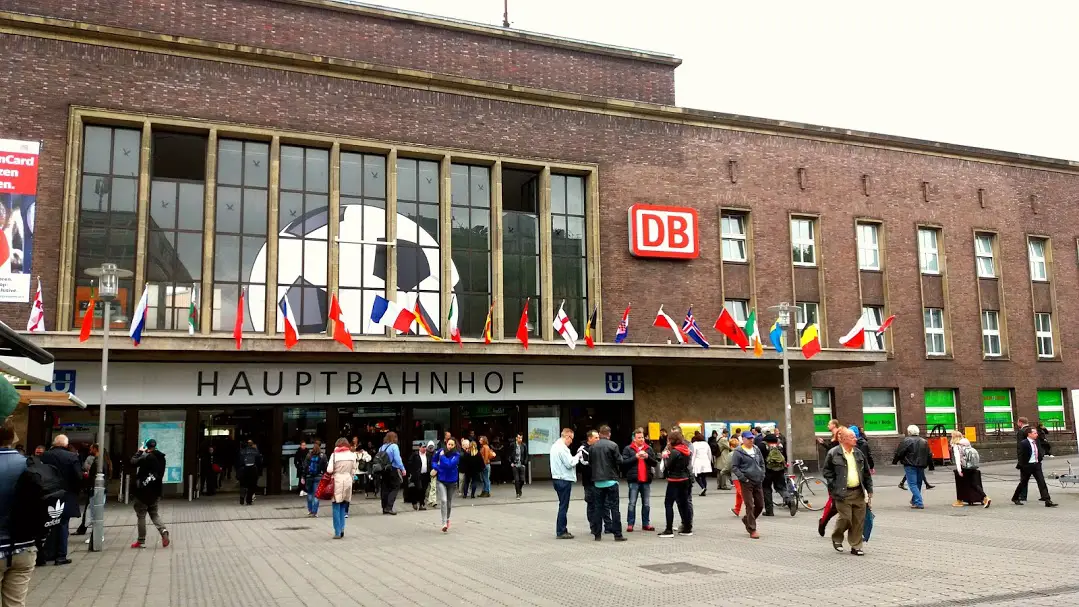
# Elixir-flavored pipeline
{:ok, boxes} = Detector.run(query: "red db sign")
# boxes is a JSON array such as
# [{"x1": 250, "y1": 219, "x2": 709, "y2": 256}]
[{"x1": 628, "y1": 204, "x2": 699, "y2": 259}]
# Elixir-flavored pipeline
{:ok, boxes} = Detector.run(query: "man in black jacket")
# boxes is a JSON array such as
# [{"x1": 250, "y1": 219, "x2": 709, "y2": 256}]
[
  {"x1": 892, "y1": 425, "x2": 931, "y2": 509},
  {"x1": 1014, "y1": 417, "x2": 1032, "y2": 502},
  {"x1": 822, "y1": 428, "x2": 873, "y2": 556},
  {"x1": 621, "y1": 428, "x2": 656, "y2": 532},
  {"x1": 577, "y1": 431, "x2": 611, "y2": 537},
  {"x1": 510, "y1": 433, "x2": 528, "y2": 499},
  {"x1": 1012, "y1": 426, "x2": 1057, "y2": 507},
  {"x1": 587, "y1": 426, "x2": 625, "y2": 542},
  {"x1": 130, "y1": 439, "x2": 170, "y2": 549},
  {"x1": 236, "y1": 440, "x2": 263, "y2": 506},
  {"x1": 406, "y1": 443, "x2": 432, "y2": 511},
  {"x1": 39, "y1": 434, "x2": 81, "y2": 565}
]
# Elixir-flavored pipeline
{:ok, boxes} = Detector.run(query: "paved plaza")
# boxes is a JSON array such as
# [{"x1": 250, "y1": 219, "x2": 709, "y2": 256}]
[{"x1": 25, "y1": 457, "x2": 1079, "y2": 607}]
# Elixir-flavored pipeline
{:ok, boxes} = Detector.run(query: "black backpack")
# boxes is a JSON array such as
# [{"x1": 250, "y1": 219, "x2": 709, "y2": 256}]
[
  {"x1": 371, "y1": 448, "x2": 392, "y2": 476},
  {"x1": 11, "y1": 456, "x2": 68, "y2": 546}
]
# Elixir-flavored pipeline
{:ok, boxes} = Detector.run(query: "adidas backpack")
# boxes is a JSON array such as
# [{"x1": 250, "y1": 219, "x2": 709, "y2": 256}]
[{"x1": 11, "y1": 456, "x2": 68, "y2": 545}]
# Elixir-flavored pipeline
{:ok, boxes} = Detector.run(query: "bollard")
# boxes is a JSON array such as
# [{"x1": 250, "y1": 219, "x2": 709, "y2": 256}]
[
  {"x1": 119, "y1": 472, "x2": 125, "y2": 502},
  {"x1": 123, "y1": 474, "x2": 130, "y2": 504},
  {"x1": 187, "y1": 475, "x2": 194, "y2": 501}
]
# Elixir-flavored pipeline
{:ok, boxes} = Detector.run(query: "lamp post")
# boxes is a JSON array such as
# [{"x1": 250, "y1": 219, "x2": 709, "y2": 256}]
[
  {"x1": 768, "y1": 302, "x2": 795, "y2": 468},
  {"x1": 84, "y1": 263, "x2": 132, "y2": 552}
]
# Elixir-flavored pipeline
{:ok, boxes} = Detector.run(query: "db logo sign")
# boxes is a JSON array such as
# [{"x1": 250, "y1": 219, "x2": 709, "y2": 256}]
[{"x1": 628, "y1": 204, "x2": 699, "y2": 259}]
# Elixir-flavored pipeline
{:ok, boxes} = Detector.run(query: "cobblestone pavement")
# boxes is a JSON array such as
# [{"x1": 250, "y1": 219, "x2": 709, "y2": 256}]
[{"x1": 26, "y1": 457, "x2": 1079, "y2": 607}]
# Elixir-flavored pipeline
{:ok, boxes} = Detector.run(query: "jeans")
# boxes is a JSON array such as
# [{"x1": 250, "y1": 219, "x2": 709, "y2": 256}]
[
  {"x1": 904, "y1": 466, "x2": 924, "y2": 507},
  {"x1": 627, "y1": 481, "x2": 651, "y2": 527},
  {"x1": 438, "y1": 481, "x2": 456, "y2": 525},
  {"x1": 589, "y1": 484, "x2": 623, "y2": 538},
  {"x1": 512, "y1": 466, "x2": 526, "y2": 496},
  {"x1": 482, "y1": 464, "x2": 492, "y2": 493},
  {"x1": 663, "y1": 481, "x2": 692, "y2": 532},
  {"x1": 134, "y1": 497, "x2": 167, "y2": 544},
  {"x1": 695, "y1": 475, "x2": 708, "y2": 491},
  {"x1": 0, "y1": 549, "x2": 35, "y2": 607},
  {"x1": 552, "y1": 479, "x2": 573, "y2": 536},
  {"x1": 305, "y1": 476, "x2": 321, "y2": 514},
  {"x1": 332, "y1": 501, "x2": 347, "y2": 537}
]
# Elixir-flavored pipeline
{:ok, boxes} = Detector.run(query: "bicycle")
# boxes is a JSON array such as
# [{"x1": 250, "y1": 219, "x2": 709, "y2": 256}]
[{"x1": 771, "y1": 459, "x2": 826, "y2": 511}]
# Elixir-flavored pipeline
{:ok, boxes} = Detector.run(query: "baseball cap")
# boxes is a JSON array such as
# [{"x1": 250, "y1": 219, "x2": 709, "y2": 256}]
[
  {"x1": 145, "y1": 439, "x2": 157, "y2": 449},
  {"x1": 741, "y1": 431, "x2": 754, "y2": 439},
  {"x1": 764, "y1": 434, "x2": 779, "y2": 443}
]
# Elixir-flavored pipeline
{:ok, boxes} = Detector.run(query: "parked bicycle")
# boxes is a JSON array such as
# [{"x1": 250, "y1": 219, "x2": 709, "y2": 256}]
[{"x1": 771, "y1": 459, "x2": 826, "y2": 511}]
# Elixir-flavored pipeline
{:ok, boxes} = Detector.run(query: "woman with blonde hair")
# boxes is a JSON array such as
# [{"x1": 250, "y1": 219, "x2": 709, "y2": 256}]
[
  {"x1": 949, "y1": 430, "x2": 967, "y2": 507},
  {"x1": 326, "y1": 437, "x2": 358, "y2": 539}
]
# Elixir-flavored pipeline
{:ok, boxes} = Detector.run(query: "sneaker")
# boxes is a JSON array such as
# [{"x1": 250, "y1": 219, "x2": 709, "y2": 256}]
[
  {"x1": 345, "y1": 513, "x2": 349, "y2": 518},
  {"x1": 642, "y1": 525, "x2": 655, "y2": 531},
  {"x1": 161, "y1": 531, "x2": 170, "y2": 548},
  {"x1": 678, "y1": 530, "x2": 693, "y2": 537},
  {"x1": 516, "y1": 495, "x2": 521, "y2": 500},
  {"x1": 952, "y1": 501, "x2": 965, "y2": 507},
  {"x1": 614, "y1": 536, "x2": 627, "y2": 542},
  {"x1": 658, "y1": 530, "x2": 674, "y2": 538},
  {"x1": 130, "y1": 542, "x2": 144, "y2": 549},
  {"x1": 556, "y1": 532, "x2": 574, "y2": 539},
  {"x1": 910, "y1": 505, "x2": 924, "y2": 509},
  {"x1": 749, "y1": 531, "x2": 760, "y2": 539},
  {"x1": 442, "y1": 524, "x2": 448, "y2": 533},
  {"x1": 788, "y1": 500, "x2": 798, "y2": 517},
  {"x1": 850, "y1": 548, "x2": 865, "y2": 556},
  {"x1": 626, "y1": 525, "x2": 634, "y2": 532},
  {"x1": 699, "y1": 489, "x2": 707, "y2": 497},
  {"x1": 983, "y1": 498, "x2": 992, "y2": 509},
  {"x1": 446, "y1": 521, "x2": 451, "y2": 531},
  {"x1": 1012, "y1": 499, "x2": 1024, "y2": 506},
  {"x1": 731, "y1": 508, "x2": 740, "y2": 517}
]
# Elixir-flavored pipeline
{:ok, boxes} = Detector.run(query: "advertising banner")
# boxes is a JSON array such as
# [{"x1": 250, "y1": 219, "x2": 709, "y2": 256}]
[{"x1": 0, "y1": 139, "x2": 39, "y2": 303}]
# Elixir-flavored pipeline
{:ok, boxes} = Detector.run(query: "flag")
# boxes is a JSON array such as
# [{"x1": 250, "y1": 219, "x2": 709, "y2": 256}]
[
  {"x1": 412, "y1": 298, "x2": 442, "y2": 341},
  {"x1": 78, "y1": 283, "x2": 96, "y2": 342},
  {"x1": 187, "y1": 283, "x2": 198, "y2": 335},
  {"x1": 681, "y1": 307, "x2": 709, "y2": 348},
  {"x1": 279, "y1": 296, "x2": 299, "y2": 349},
  {"x1": 552, "y1": 301, "x2": 579, "y2": 349},
  {"x1": 584, "y1": 304, "x2": 598, "y2": 348},
  {"x1": 483, "y1": 301, "x2": 494, "y2": 344},
  {"x1": 744, "y1": 309, "x2": 763, "y2": 357},
  {"x1": 713, "y1": 308, "x2": 749, "y2": 351},
  {"x1": 27, "y1": 278, "x2": 44, "y2": 333},
  {"x1": 328, "y1": 293, "x2": 354, "y2": 351},
  {"x1": 653, "y1": 305, "x2": 686, "y2": 344},
  {"x1": 516, "y1": 298, "x2": 530, "y2": 348},
  {"x1": 876, "y1": 314, "x2": 896, "y2": 335},
  {"x1": 614, "y1": 304, "x2": 630, "y2": 344},
  {"x1": 370, "y1": 294, "x2": 414, "y2": 332},
  {"x1": 234, "y1": 287, "x2": 245, "y2": 350},
  {"x1": 447, "y1": 294, "x2": 462, "y2": 347},
  {"x1": 128, "y1": 287, "x2": 149, "y2": 346},
  {"x1": 839, "y1": 315, "x2": 867, "y2": 349},
  {"x1": 800, "y1": 323, "x2": 821, "y2": 359},
  {"x1": 769, "y1": 320, "x2": 784, "y2": 353}
]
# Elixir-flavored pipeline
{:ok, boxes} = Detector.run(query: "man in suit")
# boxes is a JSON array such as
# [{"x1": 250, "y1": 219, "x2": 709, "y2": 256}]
[
  {"x1": 1012, "y1": 426, "x2": 1057, "y2": 507},
  {"x1": 1014, "y1": 417, "x2": 1032, "y2": 502},
  {"x1": 407, "y1": 442, "x2": 433, "y2": 511},
  {"x1": 40, "y1": 434, "x2": 82, "y2": 565}
]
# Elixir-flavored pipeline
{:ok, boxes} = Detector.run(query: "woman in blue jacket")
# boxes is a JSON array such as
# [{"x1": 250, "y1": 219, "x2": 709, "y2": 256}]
[{"x1": 433, "y1": 439, "x2": 461, "y2": 532}]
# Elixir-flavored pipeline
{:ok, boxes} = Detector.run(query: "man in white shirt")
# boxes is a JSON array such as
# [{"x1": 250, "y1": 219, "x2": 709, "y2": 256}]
[
  {"x1": 407, "y1": 443, "x2": 432, "y2": 511},
  {"x1": 550, "y1": 428, "x2": 584, "y2": 539},
  {"x1": 1011, "y1": 426, "x2": 1057, "y2": 507}
]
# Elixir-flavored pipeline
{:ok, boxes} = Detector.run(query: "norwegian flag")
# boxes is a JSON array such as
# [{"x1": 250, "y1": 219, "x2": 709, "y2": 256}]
[{"x1": 681, "y1": 306, "x2": 710, "y2": 349}]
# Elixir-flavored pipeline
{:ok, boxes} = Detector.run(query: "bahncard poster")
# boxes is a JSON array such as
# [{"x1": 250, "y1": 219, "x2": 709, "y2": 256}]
[{"x1": 0, "y1": 139, "x2": 39, "y2": 303}]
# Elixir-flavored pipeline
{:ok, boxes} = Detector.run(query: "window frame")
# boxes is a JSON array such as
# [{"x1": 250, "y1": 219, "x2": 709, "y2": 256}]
[
  {"x1": 812, "y1": 388, "x2": 835, "y2": 436},
  {"x1": 796, "y1": 301, "x2": 819, "y2": 340},
  {"x1": 721, "y1": 212, "x2": 748, "y2": 263},
  {"x1": 981, "y1": 310, "x2": 1002, "y2": 357},
  {"x1": 1028, "y1": 237, "x2": 1048, "y2": 282},
  {"x1": 1035, "y1": 312, "x2": 1054, "y2": 358},
  {"x1": 861, "y1": 388, "x2": 899, "y2": 436},
  {"x1": 975, "y1": 233, "x2": 996, "y2": 278},
  {"x1": 923, "y1": 307, "x2": 946, "y2": 356},
  {"x1": 918, "y1": 227, "x2": 941, "y2": 275},
  {"x1": 790, "y1": 217, "x2": 817, "y2": 266},
  {"x1": 856, "y1": 222, "x2": 880, "y2": 270},
  {"x1": 862, "y1": 305, "x2": 885, "y2": 351}
]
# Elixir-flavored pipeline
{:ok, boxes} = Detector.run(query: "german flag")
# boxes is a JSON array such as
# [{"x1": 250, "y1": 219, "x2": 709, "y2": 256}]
[
  {"x1": 412, "y1": 298, "x2": 442, "y2": 341},
  {"x1": 483, "y1": 301, "x2": 495, "y2": 344},
  {"x1": 584, "y1": 304, "x2": 598, "y2": 348}
]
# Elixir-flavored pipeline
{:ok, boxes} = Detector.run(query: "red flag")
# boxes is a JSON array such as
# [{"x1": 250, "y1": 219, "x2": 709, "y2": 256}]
[
  {"x1": 713, "y1": 308, "x2": 749, "y2": 351},
  {"x1": 838, "y1": 316, "x2": 867, "y2": 349},
  {"x1": 78, "y1": 298, "x2": 95, "y2": 342},
  {"x1": 328, "y1": 294, "x2": 354, "y2": 351},
  {"x1": 234, "y1": 288, "x2": 245, "y2": 350},
  {"x1": 876, "y1": 314, "x2": 895, "y2": 335},
  {"x1": 516, "y1": 298, "x2": 530, "y2": 349}
]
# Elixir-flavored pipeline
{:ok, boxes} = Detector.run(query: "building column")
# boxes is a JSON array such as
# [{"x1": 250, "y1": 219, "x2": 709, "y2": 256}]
[
  {"x1": 327, "y1": 142, "x2": 342, "y2": 335},
  {"x1": 385, "y1": 149, "x2": 398, "y2": 338},
  {"x1": 439, "y1": 154, "x2": 453, "y2": 335},
  {"x1": 133, "y1": 121, "x2": 152, "y2": 298},
  {"x1": 491, "y1": 161, "x2": 505, "y2": 340},
  {"x1": 265, "y1": 136, "x2": 281, "y2": 335},
  {"x1": 199, "y1": 129, "x2": 217, "y2": 334},
  {"x1": 539, "y1": 166, "x2": 553, "y2": 341}
]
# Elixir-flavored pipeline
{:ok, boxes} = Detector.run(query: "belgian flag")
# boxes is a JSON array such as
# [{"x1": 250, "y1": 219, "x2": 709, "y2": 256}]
[{"x1": 584, "y1": 304, "x2": 598, "y2": 349}]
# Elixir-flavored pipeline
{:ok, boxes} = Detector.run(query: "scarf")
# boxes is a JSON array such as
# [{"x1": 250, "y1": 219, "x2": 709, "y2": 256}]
[{"x1": 631, "y1": 441, "x2": 648, "y2": 481}]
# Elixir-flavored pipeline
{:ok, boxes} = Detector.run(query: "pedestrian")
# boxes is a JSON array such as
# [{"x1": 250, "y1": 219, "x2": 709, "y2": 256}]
[
  {"x1": 689, "y1": 431, "x2": 712, "y2": 497},
  {"x1": 0, "y1": 420, "x2": 36, "y2": 605},
  {"x1": 1013, "y1": 417, "x2": 1032, "y2": 502},
  {"x1": 892, "y1": 425, "x2": 931, "y2": 509},
  {"x1": 326, "y1": 438, "x2": 358, "y2": 539},
  {"x1": 752, "y1": 427, "x2": 766, "y2": 453},
  {"x1": 947, "y1": 430, "x2": 967, "y2": 507},
  {"x1": 657, "y1": 427, "x2": 692, "y2": 538},
  {"x1": 550, "y1": 428, "x2": 584, "y2": 539},
  {"x1": 478, "y1": 436, "x2": 495, "y2": 498},
  {"x1": 1012, "y1": 426, "x2": 1057, "y2": 507},
  {"x1": 74, "y1": 443, "x2": 102, "y2": 536},
  {"x1": 433, "y1": 439, "x2": 461, "y2": 532},
  {"x1": 622, "y1": 427, "x2": 656, "y2": 532},
  {"x1": 587, "y1": 426, "x2": 626, "y2": 542},
  {"x1": 377, "y1": 432, "x2": 406, "y2": 515},
  {"x1": 762, "y1": 434, "x2": 796, "y2": 517},
  {"x1": 236, "y1": 440, "x2": 263, "y2": 506},
  {"x1": 32, "y1": 446, "x2": 44, "y2": 457},
  {"x1": 1036, "y1": 423, "x2": 1053, "y2": 457},
  {"x1": 459, "y1": 439, "x2": 482, "y2": 498},
  {"x1": 201, "y1": 445, "x2": 218, "y2": 496},
  {"x1": 578, "y1": 430, "x2": 612, "y2": 536},
  {"x1": 302, "y1": 440, "x2": 326, "y2": 517},
  {"x1": 39, "y1": 434, "x2": 81, "y2": 565},
  {"x1": 731, "y1": 430, "x2": 765, "y2": 539},
  {"x1": 715, "y1": 434, "x2": 733, "y2": 491},
  {"x1": 293, "y1": 441, "x2": 309, "y2": 495},
  {"x1": 129, "y1": 439, "x2": 170, "y2": 549},
  {"x1": 510, "y1": 433, "x2": 528, "y2": 499},
  {"x1": 656, "y1": 428, "x2": 668, "y2": 453},
  {"x1": 407, "y1": 442, "x2": 432, "y2": 511},
  {"x1": 954, "y1": 438, "x2": 990, "y2": 507},
  {"x1": 437, "y1": 431, "x2": 453, "y2": 453},
  {"x1": 728, "y1": 437, "x2": 744, "y2": 517},
  {"x1": 822, "y1": 428, "x2": 873, "y2": 556}
]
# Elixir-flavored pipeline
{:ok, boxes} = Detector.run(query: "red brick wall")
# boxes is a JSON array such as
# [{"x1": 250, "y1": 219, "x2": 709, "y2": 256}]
[
  {"x1": 9, "y1": 0, "x2": 677, "y2": 104},
  {"x1": 4, "y1": 34, "x2": 1079, "y2": 432}
]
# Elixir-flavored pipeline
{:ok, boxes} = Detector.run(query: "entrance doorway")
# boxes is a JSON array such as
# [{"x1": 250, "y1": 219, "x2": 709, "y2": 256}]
[
  {"x1": 337, "y1": 405, "x2": 400, "y2": 454},
  {"x1": 198, "y1": 408, "x2": 273, "y2": 495}
]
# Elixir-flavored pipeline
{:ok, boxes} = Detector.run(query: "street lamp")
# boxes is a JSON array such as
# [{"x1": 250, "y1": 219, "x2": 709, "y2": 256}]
[
  {"x1": 84, "y1": 262, "x2": 132, "y2": 552},
  {"x1": 767, "y1": 302, "x2": 795, "y2": 469}
]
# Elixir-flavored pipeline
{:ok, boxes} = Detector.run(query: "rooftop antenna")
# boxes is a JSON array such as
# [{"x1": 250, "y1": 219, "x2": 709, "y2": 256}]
[{"x1": 503, "y1": 0, "x2": 510, "y2": 28}]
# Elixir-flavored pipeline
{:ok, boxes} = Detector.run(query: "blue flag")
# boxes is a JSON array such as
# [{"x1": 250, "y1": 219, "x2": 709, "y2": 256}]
[{"x1": 769, "y1": 321, "x2": 784, "y2": 353}]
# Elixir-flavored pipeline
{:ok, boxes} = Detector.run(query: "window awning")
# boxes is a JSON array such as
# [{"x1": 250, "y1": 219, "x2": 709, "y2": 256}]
[{"x1": 0, "y1": 322, "x2": 55, "y2": 386}]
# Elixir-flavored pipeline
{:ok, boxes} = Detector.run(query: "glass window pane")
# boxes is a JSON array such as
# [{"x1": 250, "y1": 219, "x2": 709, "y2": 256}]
[
  {"x1": 176, "y1": 232, "x2": 203, "y2": 280},
  {"x1": 551, "y1": 174, "x2": 566, "y2": 214},
  {"x1": 567, "y1": 217, "x2": 586, "y2": 256},
  {"x1": 242, "y1": 189, "x2": 268, "y2": 235},
  {"x1": 177, "y1": 183, "x2": 204, "y2": 230},
  {"x1": 304, "y1": 194, "x2": 329, "y2": 234},
  {"x1": 80, "y1": 175, "x2": 108, "y2": 211},
  {"x1": 279, "y1": 192, "x2": 303, "y2": 232},
  {"x1": 397, "y1": 159, "x2": 417, "y2": 201},
  {"x1": 280, "y1": 146, "x2": 304, "y2": 191},
  {"x1": 215, "y1": 187, "x2": 241, "y2": 233},
  {"x1": 418, "y1": 161, "x2": 439, "y2": 203},
  {"x1": 217, "y1": 140, "x2": 243, "y2": 185},
  {"x1": 241, "y1": 236, "x2": 266, "y2": 283},
  {"x1": 244, "y1": 142, "x2": 269, "y2": 188},
  {"x1": 471, "y1": 166, "x2": 490, "y2": 208},
  {"x1": 111, "y1": 177, "x2": 137, "y2": 213},
  {"x1": 305, "y1": 148, "x2": 329, "y2": 193},
  {"x1": 83, "y1": 126, "x2": 113, "y2": 174},
  {"x1": 112, "y1": 129, "x2": 141, "y2": 177},
  {"x1": 567, "y1": 176, "x2": 585, "y2": 215},
  {"x1": 363, "y1": 155, "x2": 386, "y2": 198},
  {"x1": 149, "y1": 180, "x2": 177, "y2": 230},
  {"x1": 340, "y1": 152, "x2": 363, "y2": 197},
  {"x1": 214, "y1": 235, "x2": 240, "y2": 282},
  {"x1": 451, "y1": 165, "x2": 469, "y2": 207}
]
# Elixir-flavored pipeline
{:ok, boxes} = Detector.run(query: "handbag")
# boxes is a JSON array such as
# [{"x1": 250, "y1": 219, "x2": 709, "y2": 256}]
[
  {"x1": 315, "y1": 472, "x2": 335, "y2": 501},
  {"x1": 863, "y1": 506, "x2": 875, "y2": 543}
]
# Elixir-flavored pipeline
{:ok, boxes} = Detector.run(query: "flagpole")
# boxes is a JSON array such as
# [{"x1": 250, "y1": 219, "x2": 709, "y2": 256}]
[{"x1": 769, "y1": 302, "x2": 795, "y2": 472}]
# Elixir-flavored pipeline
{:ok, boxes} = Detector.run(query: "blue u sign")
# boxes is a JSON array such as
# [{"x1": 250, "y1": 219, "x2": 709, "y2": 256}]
[
  {"x1": 605, "y1": 372, "x2": 625, "y2": 394},
  {"x1": 44, "y1": 370, "x2": 77, "y2": 394}
]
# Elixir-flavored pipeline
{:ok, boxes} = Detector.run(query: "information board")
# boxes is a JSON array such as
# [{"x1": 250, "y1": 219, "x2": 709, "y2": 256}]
[{"x1": 138, "y1": 421, "x2": 185, "y2": 484}]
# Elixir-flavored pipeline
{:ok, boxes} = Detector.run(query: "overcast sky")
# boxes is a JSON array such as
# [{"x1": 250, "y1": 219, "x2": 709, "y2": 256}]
[{"x1": 361, "y1": 0, "x2": 1078, "y2": 161}]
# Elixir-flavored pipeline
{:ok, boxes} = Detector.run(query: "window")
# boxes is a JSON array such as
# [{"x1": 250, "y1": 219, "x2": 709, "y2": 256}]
[
  {"x1": 923, "y1": 307, "x2": 946, "y2": 355},
  {"x1": 796, "y1": 302, "x2": 818, "y2": 340},
  {"x1": 721, "y1": 213, "x2": 747, "y2": 262},
  {"x1": 861, "y1": 389, "x2": 898, "y2": 435},
  {"x1": 918, "y1": 228, "x2": 940, "y2": 274},
  {"x1": 502, "y1": 168, "x2": 541, "y2": 337},
  {"x1": 551, "y1": 174, "x2": 588, "y2": 332},
  {"x1": 924, "y1": 389, "x2": 957, "y2": 431},
  {"x1": 451, "y1": 164, "x2": 492, "y2": 338},
  {"x1": 975, "y1": 233, "x2": 995, "y2": 278},
  {"x1": 1037, "y1": 389, "x2": 1067, "y2": 430},
  {"x1": 723, "y1": 299, "x2": 749, "y2": 326},
  {"x1": 396, "y1": 158, "x2": 441, "y2": 335},
  {"x1": 212, "y1": 139, "x2": 268, "y2": 332},
  {"x1": 276, "y1": 145, "x2": 329, "y2": 334},
  {"x1": 1035, "y1": 313, "x2": 1054, "y2": 358},
  {"x1": 862, "y1": 306, "x2": 885, "y2": 350},
  {"x1": 981, "y1": 389, "x2": 1013, "y2": 433},
  {"x1": 146, "y1": 132, "x2": 207, "y2": 331},
  {"x1": 981, "y1": 310, "x2": 1001, "y2": 357},
  {"x1": 790, "y1": 218, "x2": 816, "y2": 265},
  {"x1": 856, "y1": 223, "x2": 880, "y2": 270},
  {"x1": 337, "y1": 152, "x2": 387, "y2": 335},
  {"x1": 1028, "y1": 237, "x2": 1048, "y2": 281},
  {"x1": 813, "y1": 388, "x2": 834, "y2": 436},
  {"x1": 75, "y1": 125, "x2": 141, "y2": 331}
]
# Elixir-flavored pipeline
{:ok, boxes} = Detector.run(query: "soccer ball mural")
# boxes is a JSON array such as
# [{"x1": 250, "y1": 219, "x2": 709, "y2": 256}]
[{"x1": 246, "y1": 202, "x2": 458, "y2": 334}]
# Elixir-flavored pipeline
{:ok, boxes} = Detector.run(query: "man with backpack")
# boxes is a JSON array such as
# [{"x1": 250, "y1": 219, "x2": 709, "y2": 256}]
[
  {"x1": 236, "y1": 440, "x2": 263, "y2": 506},
  {"x1": 762, "y1": 434, "x2": 796, "y2": 517},
  {"x1": 302, "y1": 440, "x2": 326, "y2": 517},
  {"x1": 39, "y1": 434, "x2": 81, "y2": 566},
  {"x1": 130, "y1": 439, "x2": 170, "y2": 549},
  {"x1": 0, "y1": 419, "x2": 38, "y2": 604}
]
